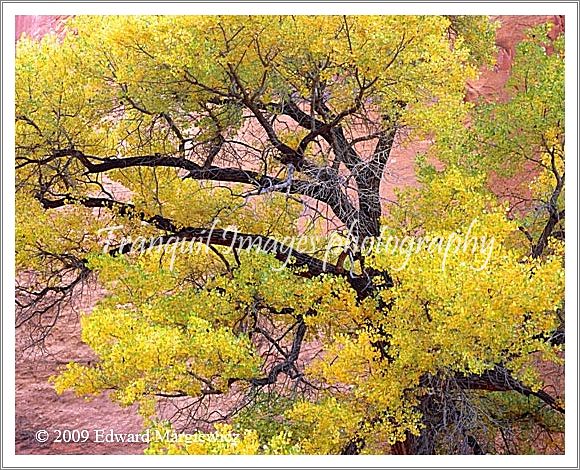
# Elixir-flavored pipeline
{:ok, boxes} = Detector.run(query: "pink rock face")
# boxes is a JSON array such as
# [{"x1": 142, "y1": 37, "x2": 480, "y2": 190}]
[
  {"x1": 466, "y1": 15, "x2": 564, "y2": 103},
  {"x1": 473, "y1": 16, "x2": 564, "y2": 215},
  {"x1": 15, "y1": 15, "x2": 69, "y2": 41},
  {"x1": 385, "y1": 16, "x2": 564, "y2": 210}
]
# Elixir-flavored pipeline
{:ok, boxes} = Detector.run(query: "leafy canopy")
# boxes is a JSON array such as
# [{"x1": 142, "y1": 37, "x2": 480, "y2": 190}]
[{"x1": 15, "y1": 16, "x2": 565, "y2": 455}]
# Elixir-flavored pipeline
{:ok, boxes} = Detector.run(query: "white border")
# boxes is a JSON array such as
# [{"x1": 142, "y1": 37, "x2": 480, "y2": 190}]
[
  {"x1": 563, "y1": 1, "x2": 579, "y2": 466},
  {"x1": 2, "y1": 2, "x2": 578, "y2": 468},
  {"x1": 2, "y1": 1, "x2": 578, "y2": 16}
]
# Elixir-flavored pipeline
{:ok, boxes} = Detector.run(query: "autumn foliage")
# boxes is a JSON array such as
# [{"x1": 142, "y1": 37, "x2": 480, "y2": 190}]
[{"x1": 16, "y1": 16, "x2": 564, "y2": 454}]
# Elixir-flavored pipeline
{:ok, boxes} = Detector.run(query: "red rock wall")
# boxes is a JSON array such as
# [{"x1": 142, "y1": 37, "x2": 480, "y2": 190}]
[
  {"x1": 467, "y1": 15, "x2": 564, "y2": 103},
  {"x1": 15, "y1": 15, "x2": 69, "y2": 41},
  {"x1": 476, "y1": 16, "x2": 564, "y2": 214}
]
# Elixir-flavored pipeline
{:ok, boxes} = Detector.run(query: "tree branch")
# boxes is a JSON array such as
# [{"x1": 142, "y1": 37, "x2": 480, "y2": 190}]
[
  {"x1": 451, "y1": 366, "x2": 564, "y2": 414},
  {"x1": 36, "y1": 194, "x2": 370, "y2": 293},
  {"x1": 44, "y1": 148, "x2": 359, "y2": 231}
]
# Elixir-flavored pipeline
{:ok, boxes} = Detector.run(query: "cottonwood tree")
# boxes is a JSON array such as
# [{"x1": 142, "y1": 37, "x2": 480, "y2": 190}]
[{"x1": 15, "y1": 16, "x2": 564, "y2": 454}]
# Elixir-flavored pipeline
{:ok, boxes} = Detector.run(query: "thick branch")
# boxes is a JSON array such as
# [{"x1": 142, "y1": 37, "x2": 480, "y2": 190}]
[
  {"x1": 37, "y1": 195, "x2": 370, "y2": 293},
  {"x1": 249, "y1": 316, "x2": 307, "y2": 386},
  {"x1": 532, "y1": 175, "x2": 565, "y2": 258},
  {"x1": 47, "y1": 149, "x2": 359, "y2": 231},
  {"x1": 452, "y1": 366, "x2": 564, "y2": 414}
]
